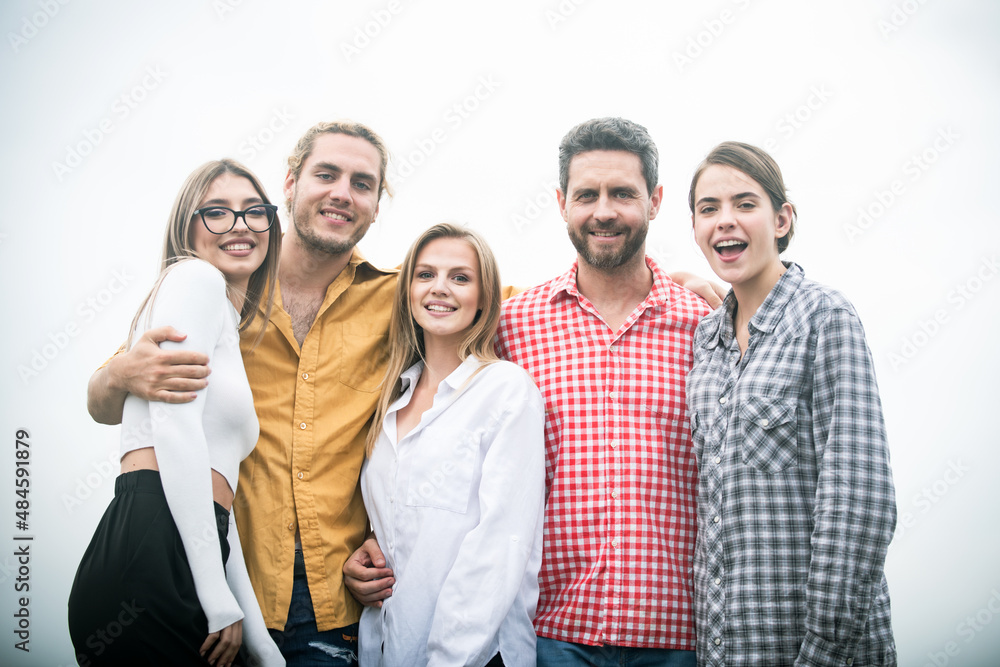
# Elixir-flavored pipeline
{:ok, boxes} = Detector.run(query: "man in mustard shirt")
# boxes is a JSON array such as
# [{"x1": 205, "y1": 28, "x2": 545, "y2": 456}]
[{"x1": 87, "y1": 120, "x2": 399, "y2": 665}]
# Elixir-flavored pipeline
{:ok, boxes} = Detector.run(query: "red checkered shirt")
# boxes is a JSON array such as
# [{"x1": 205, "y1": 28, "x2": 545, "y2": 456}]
[{"x1": 496, "y1": 256, "x2": 710, "y2": 649}]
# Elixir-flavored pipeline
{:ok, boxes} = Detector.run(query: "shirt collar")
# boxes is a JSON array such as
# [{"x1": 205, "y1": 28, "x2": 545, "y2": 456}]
[
  {"x1": 397, "y1": 355, "x2": 485, "y2": 401},
  {"x1": 348, "y1": 247, "x2": 397, "y2": 277},
  {"x1": 698, "y1": 261, "x2": 804, "y2": 348},
  {"x1": 748, "y1": 262, "x2": 804, "y2": 334}
]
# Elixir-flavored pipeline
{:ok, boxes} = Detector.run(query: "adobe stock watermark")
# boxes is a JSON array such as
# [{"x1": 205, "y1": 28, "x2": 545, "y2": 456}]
[
  {"x1": 62, "y1": 405, "x2": 170, "y2": 513},
  {"x1": 878, "y1": 0, "x2": 931, "y2": 40},
  {"x1": 672, "y1": 0, "x2": 752, "y2": 73},
  {"x1": 388, "y1": 75, "x2": 501, "y2": 185},
  {"x1": 844, "y1": 126, "x2": 958, "y2": 243},
  {"x1": 894, "y1": 459, "x2": 969, "y2": 540},
  {"x1": 18, "y1": 269, "x2": 135, "y2": 384},
  {"x1": 238, "y1": 107, "x2": 295, "y2": 161},
  {"x1": 760, "y1": 84, "x2": 833, "y2": 154},
  {"x1": 51, "y1": 66, "x2": 168, "y2": 182},
  {"x1": 74, "y1": 599, "x2": 146, "y2": 665},
  {"x1": 7, "y1": 0, "x2": 72, "y2": 54},
  {"x1": 212, "y1": 0, "x2": 247, "y2": 19},
  {"x1": 340, "y1": 0, "x2": 405, "y2": 62},
  {"x1": 511, "y1": 178, "x2": 559, "y2": 233},
  {"x1": 887, "y1": 255, "x2": 996, "y2": 370},
  {"x1": 923, "y1": 589, "x2": 1000, "y2": 667},
  {"x1": 545, "y1": 0, "x2": 589, "y2": 30}
]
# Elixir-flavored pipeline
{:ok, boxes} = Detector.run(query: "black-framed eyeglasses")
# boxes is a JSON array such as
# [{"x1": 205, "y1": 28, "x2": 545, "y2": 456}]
[{"x1": 193, "y1": 205, "x2": 278, "y2": 234}]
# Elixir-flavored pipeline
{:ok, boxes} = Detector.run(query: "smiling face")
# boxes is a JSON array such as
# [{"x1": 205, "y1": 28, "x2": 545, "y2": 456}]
[
  {"x1": 190, "y1": 172, "x2": 270, "y2": 293},
  {"x1": 283, "y1": 132, "x2": 382, "y2": 258},
  {"x1": 692, "y1": 163, "x2": 792, "y2": 298},
  {"x1": 558, "y1": 150, "x2": 662, "y2": 272},
  {"x1": 409, "y1": 237, "x2": 482, "y2": 349}
]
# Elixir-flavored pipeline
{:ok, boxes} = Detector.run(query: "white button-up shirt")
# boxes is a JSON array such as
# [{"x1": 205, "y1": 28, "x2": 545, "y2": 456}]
[{"x1": 359, "y1": 356, "x2": 546, "y2": 667}]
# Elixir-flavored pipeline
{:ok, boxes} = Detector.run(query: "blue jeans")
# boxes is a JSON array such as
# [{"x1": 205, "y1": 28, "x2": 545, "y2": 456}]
[
  {"x1": 267, "y1": 550, "x2": 359, "y2": 666},
  {"x1": 536, "y1": 637, "x2": 696, "y2": 667}
]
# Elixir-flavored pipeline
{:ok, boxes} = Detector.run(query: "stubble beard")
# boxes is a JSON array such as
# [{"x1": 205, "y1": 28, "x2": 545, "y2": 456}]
[
  {"x1": 569, "y1": 220, "x2": 648, "y2": 271},
  {"x1": 290, "y1": 192, "x2": 371, "y2": 257}
]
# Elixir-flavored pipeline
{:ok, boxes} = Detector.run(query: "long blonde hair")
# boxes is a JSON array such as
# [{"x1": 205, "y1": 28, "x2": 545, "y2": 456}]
[
  {"x1": 366, "y1": 223, "x2": 502, "y2": 456},
  {"x1": 128, "y1": 159, "x2": 281, "y2": 349}
]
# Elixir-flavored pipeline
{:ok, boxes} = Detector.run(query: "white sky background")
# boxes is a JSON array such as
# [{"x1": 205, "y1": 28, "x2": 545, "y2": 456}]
[{"x1": 1, "y1": 0, "x2": 998, "y2": 664}]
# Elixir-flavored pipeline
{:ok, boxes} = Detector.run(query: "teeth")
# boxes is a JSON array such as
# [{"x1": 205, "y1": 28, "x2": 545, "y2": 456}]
[
  {"x1": 324, "y1": 212, "x2": 350, "y2": 221},
  {"x1": 223, "y1": 243, "x2": 252, "y2": 251},
  {"x1": 426, "y1": 305, "x2": 456, "y2": 312},
  {"x1": 592, "y1": 232, "x2": 618, "y2": 237},
  {"x1": 715, "y1": 239, "x2": 746, "y2": 248}
]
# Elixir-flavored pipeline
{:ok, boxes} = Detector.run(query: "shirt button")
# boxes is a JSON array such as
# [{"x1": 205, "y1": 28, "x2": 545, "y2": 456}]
[
  {"x1": 302, "y1": 372, "x2": 309, "y2": 380},
  {"x1": 610, "y1": 440, "x2": 618, "y2": 449},
  {"x1": 719, "y1": 396, "x2": 728, "y2": 405},
  {"x1": 297, "y1": 472, "x2": 304, "y2": 480},
  {"x1": 713, "y1": 515, "x2": 720, "y2": 523},
  {"x1": 714, "y1": 638, "x2": 721, "y2": 646},
  {"x1": 611, "y1": 539, "x2": 619, "y2": 548},
  {"x1": 715, "y1": 577, "x2": 721, "y2": 585},
  {"x1": 846, "y1": 660, "x2": 853, "y2": 666},
  {"x1": 609, "y1": 391, "x2": 617, "y2": 400},
  {"x1": 611, "y1": 490, "x2": 618, "y2": 499},
  {"x1": 714, "y1": 456, "x2": 721, "y2": 464},
  {"x1": 761, "y1": 418, "x2": 769, "y2": 426},
  {"x1": 299, "y1": 422, "x2": 307, "y2": 429},
  {"x1": 287, "y1": 523, "x2": 294, "y2": 531},
  {"x1": 609, "y1": 344, "x2": 616, "y2": 352}
]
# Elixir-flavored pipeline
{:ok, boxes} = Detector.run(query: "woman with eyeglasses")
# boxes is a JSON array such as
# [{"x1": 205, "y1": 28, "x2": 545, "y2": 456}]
[{"x1": 68, "y1": 159, "x2": 285, "y2": 667}]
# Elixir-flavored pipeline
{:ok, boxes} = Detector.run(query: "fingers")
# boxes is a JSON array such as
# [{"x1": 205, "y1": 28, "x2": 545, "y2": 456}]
[
  {"x1": 144, "y1": 325, "x2": 189, "y2": 344},
  {"x1": 203, "y1": 621, "x2": 242, "y2": 666},
  {"x1": 346, "y1": 573, "x2": 395, "y2": 606},
  {"x1": 362, "y1": 536, "x2": 387, "y2": 568},
  {"x1": 200, "y1": 631, "x2": 219, "y2": 657},
  {"x1": 705, "y1": 282, "x2": 726, "y2": 309},
  {"x1": 344, "y1": 541, "x2": 395, "y2": 607}
]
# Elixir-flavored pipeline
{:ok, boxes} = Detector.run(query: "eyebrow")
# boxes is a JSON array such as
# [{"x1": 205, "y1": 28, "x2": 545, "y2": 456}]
[
  {"x1": 201, "y1": 196, "x2": 265, "y2": 207},
  {"x1": 695, "y1": 192, "x2": 761, "y2": 206},
  {"x1": 415, "y1": 262, "x2": 477, "y2": 273},
  {"x1": 312, "y1": 161, "x2": 378, "y2": 184}
]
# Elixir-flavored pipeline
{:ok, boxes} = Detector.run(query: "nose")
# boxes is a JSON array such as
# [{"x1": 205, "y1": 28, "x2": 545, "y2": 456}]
[
  {"x1": 326, "y1": 176, "x2": 353, "y2": 204},
  {"x1": 716, "y1": 203, "x2": 736, "y2": 229},
  {"x1": 232, "y1": 211, "x2": 251, "y2": 233},
  {"x1": 430, "y1": 275, "x2": 450, "y2": 295},
  {"x1": 594, "y1": 193, "x2": 617, "y2": 222}
]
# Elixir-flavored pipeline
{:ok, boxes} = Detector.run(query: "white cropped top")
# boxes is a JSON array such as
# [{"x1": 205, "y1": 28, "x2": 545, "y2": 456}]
[{"x1": 120, "y1": 259, "x2": 282, "y2": 665}]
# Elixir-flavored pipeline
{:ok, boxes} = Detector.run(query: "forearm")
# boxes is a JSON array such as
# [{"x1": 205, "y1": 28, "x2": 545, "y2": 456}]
[{"x1": 87, "y1": 359, "x2": 128, "y2": 425}]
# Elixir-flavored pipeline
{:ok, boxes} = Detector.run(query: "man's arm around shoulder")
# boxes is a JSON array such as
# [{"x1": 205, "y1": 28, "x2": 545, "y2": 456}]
[{"x1": 87, "y1": 326, "x2": 211, "y2": 424}]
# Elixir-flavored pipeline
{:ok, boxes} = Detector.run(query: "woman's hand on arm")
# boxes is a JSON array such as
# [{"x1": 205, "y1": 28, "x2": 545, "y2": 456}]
[{"x1": 343, "y1": 536, "x2": 394, "y2": 607}]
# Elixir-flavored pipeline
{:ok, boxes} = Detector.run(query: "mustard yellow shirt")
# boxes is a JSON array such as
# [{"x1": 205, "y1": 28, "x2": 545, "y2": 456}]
[{"x1": 237, "y1": 250, "x2": 397, "y2": 632}]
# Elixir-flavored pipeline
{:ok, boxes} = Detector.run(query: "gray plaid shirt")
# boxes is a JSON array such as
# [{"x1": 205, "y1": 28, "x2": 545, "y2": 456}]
[{"x1": 687, "y1": 263, "x2": 896, "y2": 666}]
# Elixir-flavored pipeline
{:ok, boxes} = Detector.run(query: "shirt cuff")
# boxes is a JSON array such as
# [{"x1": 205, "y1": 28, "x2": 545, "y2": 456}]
[{"x1": 796, "y1": 631, "x2": 858, "y2": 667}]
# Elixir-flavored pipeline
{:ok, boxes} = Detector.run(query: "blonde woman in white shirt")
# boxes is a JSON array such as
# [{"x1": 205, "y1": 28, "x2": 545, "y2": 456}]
[
  {"x1": 68, "y1": 159, "x2": 284, "y2": 667},
  {"x1": 359, "y1": 223, "x2": 546, "y2": 666}
]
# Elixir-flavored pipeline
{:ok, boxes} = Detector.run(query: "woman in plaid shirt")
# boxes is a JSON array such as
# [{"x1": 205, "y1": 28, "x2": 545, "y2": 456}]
[{"x1": 686, "y1": 142, "x2": 897, "y2": 666}]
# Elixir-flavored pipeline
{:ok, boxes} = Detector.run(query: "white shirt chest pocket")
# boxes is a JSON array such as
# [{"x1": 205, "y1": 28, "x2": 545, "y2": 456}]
[{"x1": 404, "y1": 429, "x2": 480, "y2": 514}]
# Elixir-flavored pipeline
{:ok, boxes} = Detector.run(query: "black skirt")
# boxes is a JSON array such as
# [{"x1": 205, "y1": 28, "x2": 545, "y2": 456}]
[{"x1": 68, "y1": 469, "x2": 235, "y2": 666}]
